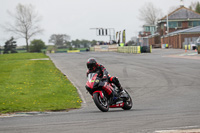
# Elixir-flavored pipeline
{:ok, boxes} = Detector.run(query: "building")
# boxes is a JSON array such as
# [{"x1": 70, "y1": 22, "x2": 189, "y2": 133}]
[
  {"x1": 161, "y1": 25, "x2": 200, "y2": 49},
  {"x1": 139, "y1": 25, "x2": 156, "y2": 37},
  {"x1": 138, "y1": 25, "x2": 157, "y2": 46},
  {"x1": 157, "y1": 6, "x2": 200, "y2": 36},
  {"x1": 147, "y1": 6, "x2": 200, "y2": 48}
]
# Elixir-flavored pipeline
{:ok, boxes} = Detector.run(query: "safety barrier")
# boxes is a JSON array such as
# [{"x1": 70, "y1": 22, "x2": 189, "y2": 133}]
[
  {"x1": 162, "y1": 44, "x2": 169, "y2": 48},
  {"x1": 94, "y1": 44, "x2": 118, "y2": 52},
  {"x1": 117, "y1": 46, "x2": 141, "y2": 54},
  {"x1": 184, "y1": 45, "x2": 197, "y2": 50},
  {"x1": 67, "y1": 50, "x2": 80, "y2": 53},
  {"x1": 90, "y1": 47, "x2": 95, "y2": 51}
]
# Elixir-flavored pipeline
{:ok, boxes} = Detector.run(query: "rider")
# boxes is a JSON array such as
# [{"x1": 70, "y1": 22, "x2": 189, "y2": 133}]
[{"x1": 86, "y1": 58, "x2": 124, "y2": 98}]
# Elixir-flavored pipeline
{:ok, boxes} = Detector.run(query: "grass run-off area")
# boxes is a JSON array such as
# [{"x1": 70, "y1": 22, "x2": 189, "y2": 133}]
[{"x1": 0, "y1": 53, "x2": 82, "y2": 114}]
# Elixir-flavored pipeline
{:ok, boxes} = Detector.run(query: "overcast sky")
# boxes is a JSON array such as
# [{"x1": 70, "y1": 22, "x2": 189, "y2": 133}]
[{"x1": 0, "y1": 0, "x2": 197, "y2": 46}]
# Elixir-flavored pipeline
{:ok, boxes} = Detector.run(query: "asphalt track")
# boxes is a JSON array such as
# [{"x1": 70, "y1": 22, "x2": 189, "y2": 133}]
[{"x1": 1, "y1": 49, "x2": 200, "y2": 133}]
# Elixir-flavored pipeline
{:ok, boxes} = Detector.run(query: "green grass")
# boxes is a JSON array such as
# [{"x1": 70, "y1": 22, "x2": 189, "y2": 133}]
[{"x1": 0, "y1": 53, "x2": 81, "y2": 114}]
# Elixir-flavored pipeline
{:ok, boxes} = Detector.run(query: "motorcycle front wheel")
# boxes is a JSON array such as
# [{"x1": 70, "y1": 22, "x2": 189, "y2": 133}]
[
  {"x1": 122, "y1": 90, "x2": 133, "y2": 110},
  {"x1": 93, "y1": 92, "x2": 109, "y2": 112}
]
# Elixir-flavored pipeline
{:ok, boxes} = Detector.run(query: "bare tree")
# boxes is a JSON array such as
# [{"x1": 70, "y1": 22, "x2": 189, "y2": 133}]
[
  {"x1": 139, "y1": 2, "x2": 163, "y2": 25},
  {"x1": 4, "y1": 3, "x2": 43, "y2": 52},
  {"x1": 49, "y1": 34, "x2": 70, "y2": 47},
  {"x1": 189, "y1": 1, "x2": 198, "y2": 10}
]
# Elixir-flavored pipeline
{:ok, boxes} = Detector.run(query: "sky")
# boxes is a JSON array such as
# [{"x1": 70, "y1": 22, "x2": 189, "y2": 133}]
[{"x1": 0, "y1": 0, "x2": 197, "y2": 46}]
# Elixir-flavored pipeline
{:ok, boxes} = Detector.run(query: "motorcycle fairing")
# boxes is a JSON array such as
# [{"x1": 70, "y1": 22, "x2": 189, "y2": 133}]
[
  {"x1": 110, "y1": 102, "x2": 124, "y2": 108},
  {"x1": 86, "y1": 73, "x2": 98, "y2": 89},
  {"x1": 92, "y1": 91, "x2": 104, "y2": 99}
]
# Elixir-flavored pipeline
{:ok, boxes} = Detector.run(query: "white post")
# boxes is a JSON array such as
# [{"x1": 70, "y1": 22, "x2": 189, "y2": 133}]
[{"x1": 167, "y1": 14, "x2": 169, "y2": 35}]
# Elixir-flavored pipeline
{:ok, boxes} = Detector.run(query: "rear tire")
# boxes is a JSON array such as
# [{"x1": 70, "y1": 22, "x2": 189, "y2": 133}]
[
  {"x1": 93, "y1": 93, "x2": 109, "y2": 112},
  {"x1": 122, "y1": 90, "x2": 133, "y2": 110}
]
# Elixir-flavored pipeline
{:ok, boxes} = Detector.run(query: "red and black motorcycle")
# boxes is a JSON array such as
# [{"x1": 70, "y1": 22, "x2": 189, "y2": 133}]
[{"x1": 85, "y1": 73, "x2": 132, "y2": 112}]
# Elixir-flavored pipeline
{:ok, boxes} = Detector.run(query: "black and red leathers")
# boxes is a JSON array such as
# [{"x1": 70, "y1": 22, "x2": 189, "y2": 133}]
[{"x1": 86, "y1": 63, "x2": 122, "y2": 95}]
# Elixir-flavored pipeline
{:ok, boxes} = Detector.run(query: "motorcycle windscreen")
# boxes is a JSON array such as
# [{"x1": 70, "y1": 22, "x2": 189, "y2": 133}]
[{"x1": 86, "y1": 73, "x2": 99, "y2": 89}]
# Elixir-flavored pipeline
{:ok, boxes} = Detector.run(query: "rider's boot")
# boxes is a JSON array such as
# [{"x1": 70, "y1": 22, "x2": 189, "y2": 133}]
[{"x1": 117, "y1": 86, "x2": 128, "y2": 99}]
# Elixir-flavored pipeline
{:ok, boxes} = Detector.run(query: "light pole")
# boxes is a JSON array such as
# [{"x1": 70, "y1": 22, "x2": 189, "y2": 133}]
[{"x1": 167, "y1": 14, "x2": 169, "y2": 35}]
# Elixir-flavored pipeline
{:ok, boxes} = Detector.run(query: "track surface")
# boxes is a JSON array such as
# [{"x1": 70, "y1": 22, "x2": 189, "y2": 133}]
[{"x1": 1, "y1": 49, "x2": 200, "y2": 133}]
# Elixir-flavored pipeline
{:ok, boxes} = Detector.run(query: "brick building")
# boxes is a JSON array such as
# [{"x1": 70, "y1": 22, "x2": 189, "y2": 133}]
[
  {"x1": 157, "y1": 6, "x2": 200, "y2": 36},
  {"x1": 147, "y1": 6, "x2": 200, "y2": 48},
  {"x1": 161, "y1": 26, "x2": 200, "y2": 48}
]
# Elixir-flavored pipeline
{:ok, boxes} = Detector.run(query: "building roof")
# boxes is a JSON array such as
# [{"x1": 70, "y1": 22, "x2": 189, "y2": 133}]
[
  {"x1": 165, "y1": 25, "x2": 200, "y2": 36},
  {"x1": 160, "y1": 6, "x2": 200, "y2": 21}
]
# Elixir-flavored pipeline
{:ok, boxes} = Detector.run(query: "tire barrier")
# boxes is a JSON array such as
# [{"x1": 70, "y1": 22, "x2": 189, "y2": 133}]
[{"x1": 141, "y1": 46, "x2": 152, "y2": 53}]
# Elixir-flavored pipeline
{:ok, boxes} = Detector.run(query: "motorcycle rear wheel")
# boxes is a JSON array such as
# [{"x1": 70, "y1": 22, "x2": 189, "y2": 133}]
[{"x1": 93, "y1": 93, "x2": 109, "y2": 112}]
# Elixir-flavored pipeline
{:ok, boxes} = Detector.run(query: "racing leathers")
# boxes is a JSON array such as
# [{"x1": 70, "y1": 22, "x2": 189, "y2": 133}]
[{"x1": 86, "y1": 63, "x2": 123, "y2": 96}]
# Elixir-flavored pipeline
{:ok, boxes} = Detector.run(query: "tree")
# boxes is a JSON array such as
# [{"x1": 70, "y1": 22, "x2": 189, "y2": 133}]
[
  {"x1": 189, "y1": 1, "x2": 198, "y2": 11},
  {"x1": 49, "y1": 34, "x2": 70, "y2": 47},
  {"x1": 4, "y1": 3, "x2": 43, "y2": 52},
  {"x1": 3, "y1": 37, "x2": 18, "y2": 54},
  {"x1": 91, "y1": 40, "x2": 97, "y2": 46},
  {"x1": 126, "y1": 37, "x2": 137, "y2": 46},
  {"x1": 71, "y1": 39, "x2": 92, "y2": 48},
  {"x1": 71, "y1": 39, "x2": 81, "y2": 48},
  {"x1": 195, "y1": 2, "x2": 200, "y2": 13},
  {"x1": 138, "y1": 2, "x2": 163, "y2": 25},
  {"x1": 30, "y1": 39, "x2": 45, "y2": 52}
]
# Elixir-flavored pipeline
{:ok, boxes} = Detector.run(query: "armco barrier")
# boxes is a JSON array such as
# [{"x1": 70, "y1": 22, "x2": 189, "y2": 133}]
[{"x1": 117, "y1": 46, "x2": 141, "y2": 54}]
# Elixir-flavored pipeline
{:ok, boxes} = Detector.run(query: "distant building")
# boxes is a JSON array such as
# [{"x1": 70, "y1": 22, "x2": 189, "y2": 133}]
[
  {"x1": 139, "y1": 25, "x2": 156, "y2": 37},
  {"x1": 147, "y1": 6, "x2": 200, "y2": 49},
  {"x1": 157, "y1": 6, "x2": 200, "y2": 36},
  {"x1": 161, "y1": 25, "x2": 200, "y2": 49}
]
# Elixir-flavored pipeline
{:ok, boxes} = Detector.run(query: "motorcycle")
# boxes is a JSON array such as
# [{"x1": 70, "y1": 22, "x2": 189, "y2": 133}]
[{"x1": 85, "y1": 72, "x2": 132, "y2": 112}]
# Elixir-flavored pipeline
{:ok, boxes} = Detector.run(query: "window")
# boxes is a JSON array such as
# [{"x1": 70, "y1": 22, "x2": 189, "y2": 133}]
[
  {"x1": 169, "y1": 21, "x2": 182, "y2": 28},
  {"x1": 189, "y1": 21, "x2": 200, "y2": 27},
  {"x1": 178, "y1": 22, "x2": 182, "y2": 28},
  {"x1": 144, "y1": 26, "x2": 150, "y2": 32},
  {"x1": 144, "y1": 26, "x2": 156, "y2": 32}
]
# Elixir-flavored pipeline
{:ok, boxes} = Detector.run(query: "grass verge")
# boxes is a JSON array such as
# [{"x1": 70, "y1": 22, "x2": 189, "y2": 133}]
[{"x1": 0, "y1": 53, "x2": 82, "y2": 114}]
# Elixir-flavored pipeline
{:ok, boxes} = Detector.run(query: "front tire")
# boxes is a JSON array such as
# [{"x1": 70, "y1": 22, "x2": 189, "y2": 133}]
[
  {"x1": 93, "y1": 92, "x2": 109, "y2": 112},
  {"x1": 122, "y1": 90, "x2": 133, "y2": 110}
]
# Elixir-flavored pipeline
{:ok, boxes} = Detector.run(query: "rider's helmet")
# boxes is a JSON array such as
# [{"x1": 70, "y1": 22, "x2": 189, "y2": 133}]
[{"x1": 87, "y1": 58, "x2": 98, "y2": 71}]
